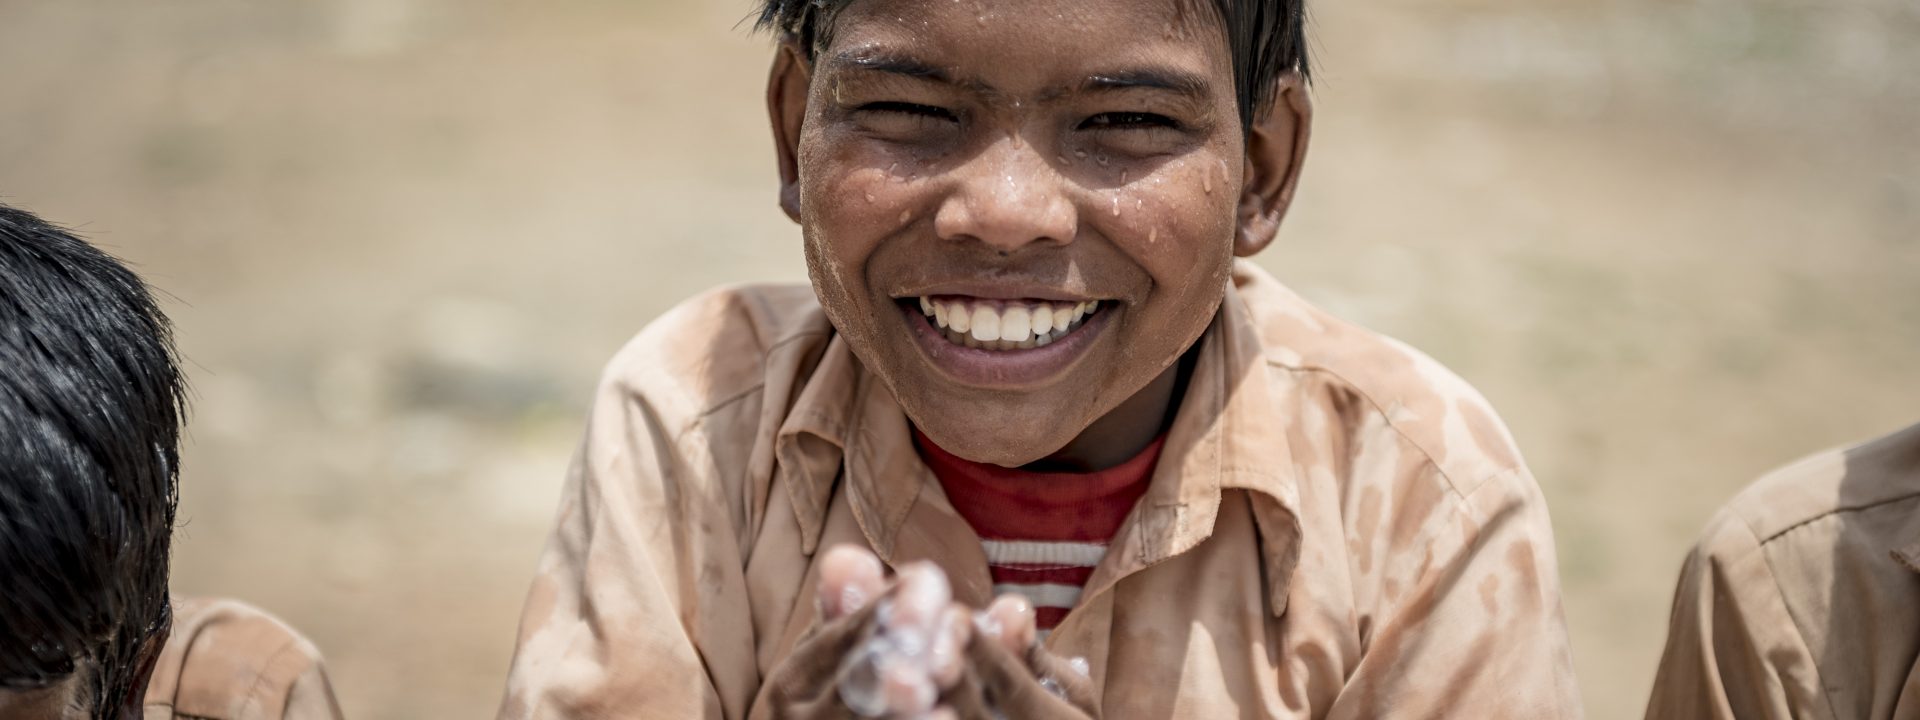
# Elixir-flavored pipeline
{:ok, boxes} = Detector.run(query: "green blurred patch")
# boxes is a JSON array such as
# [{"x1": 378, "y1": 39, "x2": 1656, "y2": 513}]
[{"x1": 140, "y1": 123, "x2": 225, "y2": 184}]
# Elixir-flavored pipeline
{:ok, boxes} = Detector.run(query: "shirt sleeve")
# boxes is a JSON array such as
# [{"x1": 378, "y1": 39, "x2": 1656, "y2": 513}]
[
  {"x1": 281, "y1": 665, "x2": 345, "y2": 720},
  {"x1": 143, "y1": 596, "x2": 344, "y2": 720},
  {"x1": 496, "y1": 364, "x2": 761, "y2": 719},
  {"x1": 1330, "y1": 464, "x2": 1585, "y2": 719},
  {"x1": 1643, "y1": 513, "x2": 1834, "y2": 720}
]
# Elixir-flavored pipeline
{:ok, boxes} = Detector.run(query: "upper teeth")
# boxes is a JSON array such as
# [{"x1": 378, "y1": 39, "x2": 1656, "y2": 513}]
[{"x1": 919, "y1": 297, "x2": 1100, "y2": 350}]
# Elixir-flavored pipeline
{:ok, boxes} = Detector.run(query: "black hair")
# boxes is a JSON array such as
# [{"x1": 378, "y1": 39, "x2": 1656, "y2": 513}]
[
  {"x1": 753, "y1": 0, "x2": 1310, "y2": 132},
  {"x1": 0, "y1": 204, "x2": 184, "y2": 716}
]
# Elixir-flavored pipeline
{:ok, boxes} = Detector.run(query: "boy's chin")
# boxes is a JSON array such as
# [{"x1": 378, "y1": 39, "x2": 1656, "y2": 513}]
[{"x1": 909, "y1": 413, "x2": 1080, "y2": 468}]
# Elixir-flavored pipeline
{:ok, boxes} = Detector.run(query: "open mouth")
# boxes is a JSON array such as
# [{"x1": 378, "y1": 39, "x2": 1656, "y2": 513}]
[
  {"x1": 894, "y1": 293, "x2": 1115, "y2": 388},
  {"x1": 910, "y1": 296, "x2": 1103, "y2": 350}
]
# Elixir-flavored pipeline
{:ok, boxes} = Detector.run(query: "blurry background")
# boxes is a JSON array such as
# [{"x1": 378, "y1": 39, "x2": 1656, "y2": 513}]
[{"x1": 1, "y1": 0, "x2": 1914, "y2": 716}]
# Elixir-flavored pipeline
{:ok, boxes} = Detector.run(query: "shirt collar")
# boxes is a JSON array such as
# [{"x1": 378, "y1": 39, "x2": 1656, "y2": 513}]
[{"x1": 775, "y1": 265, "x2": 1307, "y2": 613}]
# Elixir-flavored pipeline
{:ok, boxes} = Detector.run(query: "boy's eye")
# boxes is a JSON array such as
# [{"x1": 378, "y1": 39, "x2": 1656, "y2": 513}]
[
  {"x1": 850, "y1": 101, "x2": 961, "y2": 142},
  {"x1": 1080, "y1": 112, "x2": 1179, "y2": 131},
  {"x1": 1079, "y1": 111, "x2": 1188, "y2": 157},
  {"x1": 859, "y1": 101, "x2": 958, "y2": 123}
]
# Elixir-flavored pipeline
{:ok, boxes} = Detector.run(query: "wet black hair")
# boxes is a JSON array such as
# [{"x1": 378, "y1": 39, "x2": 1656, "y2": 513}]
[
  {"x1": 0, "y1": 204, "x2": 184, "y2": 716},
  {"x1": 753, "y1": 0, "x2": 1310, "y2": 132}
]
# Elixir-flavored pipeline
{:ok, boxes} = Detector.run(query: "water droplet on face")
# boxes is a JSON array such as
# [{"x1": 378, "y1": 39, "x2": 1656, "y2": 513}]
[
  {"x1": 864, "y1": 192, "x2": 875, "y2": 203},
  {"x1": 1120, "y1": 170, "x2": 1129, "y2": 184},
  {"x1": 1095, "y1": 155, "x2": 1109, "y2": 167},
  {"x1": 900, "y1": 210, "x2": 912, "y2": 223},
  {"x1": 1203, "y1": 174, "x2": 1212, "y2": 194},
  {"x1": 1074, "y1": 150, "x2": 1088, "y2": 159},
  {"x1": 1056, "y1": 155, "x2": 1069, "y2": 165},
  {"x1": 1111, "y1": 195, "x2": 1120, "y2": 216},
  {"x1": 1148, "y1": 226, "x2": 1158, "y2": 243}
]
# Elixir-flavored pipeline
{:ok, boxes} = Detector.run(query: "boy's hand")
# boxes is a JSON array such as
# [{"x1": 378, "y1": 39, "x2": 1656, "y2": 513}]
[
  {"x1": 757, "y1": 546, "x2": 1097, "y2": 719},
  {"x1": 757, "y1": 547, "x2": 972, "y2": 719},
  {"x1": 944, "y1": 595, "x2": 1099, "y2": 720}
]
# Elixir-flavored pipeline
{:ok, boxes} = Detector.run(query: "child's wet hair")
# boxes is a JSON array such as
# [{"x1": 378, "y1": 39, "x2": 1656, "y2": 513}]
[
  {"x1": 0, "y1": 204, "x2": 184, "y2": 715},
  {"x1": 753, "y1": 0, "x2": 1310, "y2": 132}
]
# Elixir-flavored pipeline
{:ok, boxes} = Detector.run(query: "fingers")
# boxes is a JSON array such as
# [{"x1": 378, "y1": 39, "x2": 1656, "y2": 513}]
[
  {"x1": 929, "y1": 606, "x2": 972, "y2": 688},
  {"x1": 838, "y1": 561, "x2": 963, "y2": 718},
  {"x1": 977, "y1": 594, "x2": 1037, "y2": 656},
  {"x1": 1025, "y1": 648, "x2": 1097, "y2": 714},
  {"x1": 952, "y1": 595, "x2": 1097, "y2": 719},
  {"x1": 887, "y1": 563, "x2": 953, "y2": 637},
  {"x1": 963, "y1": 641, "x2": 1097, "y2": 719},
  {"x1": 818, "y1": 545, "x2": 888, "y2": 620}
]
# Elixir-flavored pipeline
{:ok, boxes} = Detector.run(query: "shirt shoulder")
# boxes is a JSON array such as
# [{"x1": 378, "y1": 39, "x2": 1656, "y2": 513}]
[
  {"x1": 1698, "y1": 421, "x2": 1920, "y2": 564},
  {"x1": 1233, "y1": 263, "x2": 1528, "y2": 499},
  {"x1": 143, "y1": 596, "x2": 342, "y2": 720},
  {"x1": 597, "y1": 283, "x2": 830, "y2": 427}
]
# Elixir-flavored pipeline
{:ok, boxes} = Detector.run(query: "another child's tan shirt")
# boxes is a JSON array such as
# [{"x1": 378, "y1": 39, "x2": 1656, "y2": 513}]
[
  {"x1": 143, "y1": 596, "x2": 343, "y2": 720},
  {"x1": 499, "y1": 262, "x2": 1583, "y2": 719},
  {"x1": 1647, "y1": 421, "x2": 1920, "y2": 719}
]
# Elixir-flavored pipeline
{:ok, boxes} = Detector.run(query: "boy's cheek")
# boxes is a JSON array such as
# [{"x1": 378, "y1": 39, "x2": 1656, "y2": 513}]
[
  {"x1": 1101, "y1": 180, "x2": 1237, "y2": 283},
  {"x1": 801, "y1": 149, "x2": 930, "y2": 254}
]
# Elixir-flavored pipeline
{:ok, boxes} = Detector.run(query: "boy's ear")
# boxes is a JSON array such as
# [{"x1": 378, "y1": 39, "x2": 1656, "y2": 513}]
[
  {"x1": 767, "y1": 40, "x2": 812, "y2": 224},
  {"x1": 1235, "y1": 72, "x2": 1312, "y2": 257}
]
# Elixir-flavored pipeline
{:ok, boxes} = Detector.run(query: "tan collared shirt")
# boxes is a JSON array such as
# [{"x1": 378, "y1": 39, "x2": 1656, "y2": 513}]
[
  {"x1": 1647, "y1": 421, "x2": 1920, "y2": 719},
  {"x1": 498, "y1": 261, "x2": 1582, "y2": 719},
  {"x1": 143, "y1": 596, "x2": 343, "y2": 720}
]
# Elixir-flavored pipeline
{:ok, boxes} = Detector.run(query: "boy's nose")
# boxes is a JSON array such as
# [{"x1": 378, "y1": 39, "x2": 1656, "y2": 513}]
[{"x1": 932, "y1": 138, "x2": 1077, "y2": 254}]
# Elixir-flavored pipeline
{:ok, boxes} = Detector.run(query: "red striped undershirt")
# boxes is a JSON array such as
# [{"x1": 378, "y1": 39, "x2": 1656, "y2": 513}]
[{"x1": 912, "y1": 428, "x2": 1164, "y2": 633}]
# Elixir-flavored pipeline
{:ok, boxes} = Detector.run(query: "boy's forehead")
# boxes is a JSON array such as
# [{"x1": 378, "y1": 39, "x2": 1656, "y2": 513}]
[{"x1": 821, "y1": 0, "x2": 1230, "y2": 93}]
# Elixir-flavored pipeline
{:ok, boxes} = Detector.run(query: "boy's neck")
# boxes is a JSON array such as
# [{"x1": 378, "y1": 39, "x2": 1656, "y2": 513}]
[{"x1": 1025, "y1": 345, "x2": 1200, "y2": 473}]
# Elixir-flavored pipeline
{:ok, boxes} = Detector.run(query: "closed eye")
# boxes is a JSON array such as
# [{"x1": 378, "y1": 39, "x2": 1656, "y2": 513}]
[
  {"x1": 1081, "y1": 112, "x2": 1180, "y2": 130},
  {"x1": 859, "y1": 101, "x2": 958, "y2": 123}
]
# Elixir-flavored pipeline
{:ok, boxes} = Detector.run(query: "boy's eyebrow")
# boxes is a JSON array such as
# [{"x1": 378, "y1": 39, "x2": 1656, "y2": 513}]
[
  {"x1": 1080, "y1": 68, "x2": 1213, "y2": 99},
  {"x1": 825, "y1": 48, "x2": 1214, "y2": 103},
  {"x1": 830, "y1": 49, "x2": 956, "y2": 84}
]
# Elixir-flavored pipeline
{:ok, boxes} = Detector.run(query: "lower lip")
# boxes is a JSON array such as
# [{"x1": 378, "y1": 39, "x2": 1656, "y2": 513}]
[{"x1": 901, "y1": 302, "x2": 1114, "y2": 388}]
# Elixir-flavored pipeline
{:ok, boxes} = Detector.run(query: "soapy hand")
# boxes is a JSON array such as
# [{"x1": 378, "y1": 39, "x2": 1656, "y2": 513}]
[{"x1": 755, "y1": 545, "x2": 1098, "y2": 720}]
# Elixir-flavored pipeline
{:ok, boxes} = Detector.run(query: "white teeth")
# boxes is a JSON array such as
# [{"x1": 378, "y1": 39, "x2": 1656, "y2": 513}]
[
  {"x1": 921, "y1": 296, "x2": 1103, "y2": 351},
  {"x1": 1030, "y1": 305, "x2": 1053, "y2": 335},
  {"x1": 1002, "y1": 306, "x2": 1032, "y2": 342},
  {"x1": 970, "y1": 307, "x2": 1001, "y2": 342}
]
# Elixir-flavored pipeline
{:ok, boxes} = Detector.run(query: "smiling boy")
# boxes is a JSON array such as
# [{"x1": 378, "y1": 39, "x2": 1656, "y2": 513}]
[{"x1": 499, "y1": 0, "x2": 1581, "y2": 717}]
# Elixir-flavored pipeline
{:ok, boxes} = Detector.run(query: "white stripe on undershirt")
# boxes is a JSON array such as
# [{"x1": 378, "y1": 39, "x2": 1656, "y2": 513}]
[
  {"x1": 992, "y1": 582, "x2": 1084, "y2": 608},
  {"x1": 979, "y1": 540, "x2": 1107, "y2": 567}
]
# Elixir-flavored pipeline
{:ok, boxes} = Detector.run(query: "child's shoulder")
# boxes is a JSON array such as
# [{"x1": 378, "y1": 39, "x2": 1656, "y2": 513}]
[
  {"x1": 1233, "y1": 262, "x2": 1527, "y2": 497},
  {"x1": 1696, "y1": 421, "x2": 1920, "y2": 568},
  {"x1": 145, "y1": 596, "x2": 340, "y2": 719},
  {"x1": 597, "y1": 282, "x2": 831, "y2": 421}
]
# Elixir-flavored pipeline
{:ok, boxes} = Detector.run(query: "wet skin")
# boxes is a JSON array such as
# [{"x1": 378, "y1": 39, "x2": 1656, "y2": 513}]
[{"x1": 768, "y1": 0, "x2": 1311, "y2": 470}]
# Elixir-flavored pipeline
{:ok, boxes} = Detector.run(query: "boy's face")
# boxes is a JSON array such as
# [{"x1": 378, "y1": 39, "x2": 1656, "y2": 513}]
[{"x1": 775, "y1": 0, "x2": 1294, "y2": 466}]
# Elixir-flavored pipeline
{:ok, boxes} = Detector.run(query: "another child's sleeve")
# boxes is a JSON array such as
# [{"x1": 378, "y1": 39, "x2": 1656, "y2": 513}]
[
  {"x1": 1642, "y1": 513, "x2": 1831, "y2": 720},
  {"x1": 495, "y1": 350, "x2": 762, "y2": 719}
]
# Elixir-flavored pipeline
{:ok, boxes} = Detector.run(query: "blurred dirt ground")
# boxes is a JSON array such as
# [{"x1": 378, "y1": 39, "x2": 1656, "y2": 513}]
[{"x1": 1, "y1": 0, "x2": 1915, "y2": 717}]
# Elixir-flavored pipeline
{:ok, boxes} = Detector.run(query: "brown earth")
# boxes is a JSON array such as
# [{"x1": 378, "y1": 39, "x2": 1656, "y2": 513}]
[{"x1": 0, "y1": 1, "x2": 1914, "y2": 718}]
